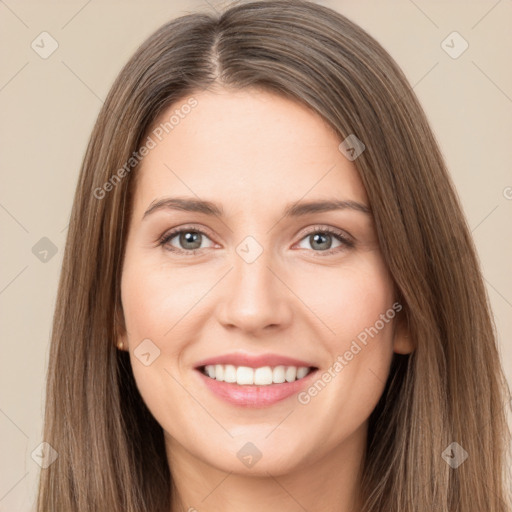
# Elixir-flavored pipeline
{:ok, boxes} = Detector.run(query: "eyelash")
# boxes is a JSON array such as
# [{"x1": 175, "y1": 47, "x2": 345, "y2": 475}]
[{"x1": 158, "y1": 224, "x2": 355, "y2": 257}]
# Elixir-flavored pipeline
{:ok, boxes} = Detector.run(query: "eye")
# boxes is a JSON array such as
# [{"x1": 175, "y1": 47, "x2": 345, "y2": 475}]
[
  {"x1": 159, "y1": 226, "x2": 215, "y2": 255},
  {"x1": 158, "y1": 225, "x2": 354, "y2": 256},
  {"x1": 295, "y1": 227, "x2": 354, "y2": 255}
]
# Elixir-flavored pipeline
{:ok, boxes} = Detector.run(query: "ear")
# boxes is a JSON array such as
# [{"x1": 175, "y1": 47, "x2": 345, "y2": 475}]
[
  {"x1": 392, "y1": 306, "x2": 414, "y2": 355},
  {"x1": 115, "y1": 302, "x2": 128, "y2": 351}
]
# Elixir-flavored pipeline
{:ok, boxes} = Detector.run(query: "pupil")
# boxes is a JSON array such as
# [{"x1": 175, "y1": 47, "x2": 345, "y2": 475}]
[
  {"x1": 181, "y1": 231, "x2": 201, "y2": 250},
  {"x1": 177, "y1": 232, "x2": 332, "y2": 251},
  {"x1": 311, "y1": 233, "x2": 331, "y2": 250}
]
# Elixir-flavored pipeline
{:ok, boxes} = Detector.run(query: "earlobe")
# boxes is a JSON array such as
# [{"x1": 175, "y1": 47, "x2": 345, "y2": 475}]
[
  {"x1": 392, "y1": 310, "x2": 414, "y2": 354},
  {"x1": 114, "y1": 302, "x2": 128, "y2": 351},
  {"x1": 115, "y1": 324, "x2": 128, "y2": 351},
  {"x1": 393, "y1": 333, "x2": 414, "y2": 354}
]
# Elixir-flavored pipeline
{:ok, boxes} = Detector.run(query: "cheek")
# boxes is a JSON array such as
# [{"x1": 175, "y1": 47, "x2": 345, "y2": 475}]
[
  {"x1": 295, "y1": 275, "x2": 396, "y2": 452},
  {"x1": 294, "y1": 254, "x2": 396, "y2": 407},
  {"x1": 120, "y1": 261, "x2": 195, "y2": 434},
  {"x1": 120, "y1": 257, "x2": 202, "y2": 343},
  {"x1": 294, "y1": 253, "x2": 395, "y2": 342}
]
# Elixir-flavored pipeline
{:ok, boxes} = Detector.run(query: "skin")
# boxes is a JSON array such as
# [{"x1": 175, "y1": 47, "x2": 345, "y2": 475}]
[{"x1": 117, "y1": 87, "x2": 413, "y2": 512}]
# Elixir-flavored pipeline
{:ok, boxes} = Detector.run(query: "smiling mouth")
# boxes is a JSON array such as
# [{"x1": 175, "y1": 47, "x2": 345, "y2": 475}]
[{"x1": 199, "y1": 364, "x2": 317, "y2": 386}]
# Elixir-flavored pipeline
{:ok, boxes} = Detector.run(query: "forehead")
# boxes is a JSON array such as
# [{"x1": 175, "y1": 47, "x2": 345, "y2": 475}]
[{"x1": 133, "y1": 88, "x2": 368, "y2": 216}]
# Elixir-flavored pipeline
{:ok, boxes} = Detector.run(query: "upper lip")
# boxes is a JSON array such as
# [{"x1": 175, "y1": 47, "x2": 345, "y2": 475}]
[{"x1": 194, "y1": 353, "x2": 318, "y2": 369}]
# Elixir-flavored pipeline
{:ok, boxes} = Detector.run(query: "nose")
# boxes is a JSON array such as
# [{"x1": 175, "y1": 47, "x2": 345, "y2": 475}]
[{"x1": 216, "y1": 246, "x2": 293, "y2": 336}]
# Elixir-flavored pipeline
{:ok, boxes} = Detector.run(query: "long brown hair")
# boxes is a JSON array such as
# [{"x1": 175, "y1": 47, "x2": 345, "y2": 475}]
[{"x1": 36, "y1": 1, "x2": 511, "y2": 510}]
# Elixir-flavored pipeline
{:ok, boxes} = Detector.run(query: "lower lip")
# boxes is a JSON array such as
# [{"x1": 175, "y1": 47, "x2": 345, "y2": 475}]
[{"x1": 196, "y1": 369, "x2": 318, "y2": 408}]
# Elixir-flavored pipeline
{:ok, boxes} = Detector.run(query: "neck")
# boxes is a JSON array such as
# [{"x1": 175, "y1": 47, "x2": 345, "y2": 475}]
[{"x1": 166, "y1": 423, "x2": 367, "y2": 512}]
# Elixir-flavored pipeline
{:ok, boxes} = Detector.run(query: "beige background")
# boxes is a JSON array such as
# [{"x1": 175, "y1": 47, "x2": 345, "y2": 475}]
[{"x1": 1, "y1": 0, "x2": 511, "y2": 509}]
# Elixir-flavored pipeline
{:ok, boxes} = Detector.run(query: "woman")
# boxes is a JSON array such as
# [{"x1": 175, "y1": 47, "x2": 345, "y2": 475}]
[{"x1": 36, "y1": 1, "x2": 511, "y2": 510}]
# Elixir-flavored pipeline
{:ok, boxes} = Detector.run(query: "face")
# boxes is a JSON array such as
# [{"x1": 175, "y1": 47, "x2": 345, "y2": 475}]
[{"x1": 118, "y1": 87, "x2": 411, "y2": 476}]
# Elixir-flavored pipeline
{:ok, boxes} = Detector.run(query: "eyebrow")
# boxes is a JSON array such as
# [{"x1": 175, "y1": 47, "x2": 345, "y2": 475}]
[{"x1": 142, "y1": 196, "x2": 372, "y2": 220}]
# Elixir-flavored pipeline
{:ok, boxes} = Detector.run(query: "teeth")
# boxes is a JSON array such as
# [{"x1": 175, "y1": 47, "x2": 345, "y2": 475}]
[
  {"x1": 285, "y1": 366, "x2": 297, "y2": 382},
  {"x1": 297, "y1": 367, "x2": 309, "y2": 379},
  {"x1": 214, "y1": 364, "x2": 224, "y2": 381},
  {"x1": 272, "y1": 365, "x2": 286, "y2": 384},
  {"x1": 202, "y1": 364, "x2": 312, "y2": 385},
  {"x1": 237, "y1": 366, "x2": 254, "y2": 385},
  {"x1": 254, "y1": 366, "x2": 272, "y2": 385},
  {"x1": 224, "y1": 364, "x2": 236, "y2": 383}
]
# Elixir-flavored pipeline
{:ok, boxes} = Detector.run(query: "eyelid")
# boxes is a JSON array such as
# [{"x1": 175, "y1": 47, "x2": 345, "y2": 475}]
[
  {"x1": 158, "y1": 223, "x2": 217, "y2": 253},
  {"x1": 297, "y1": 225, "x2": 354, "y2": 244},
  {"x1": 159, "y1": 224, "x2": 354, "y2": 255},
  {"x1": 293, "y1": 225, "x2": 354, "y2": 255}
]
